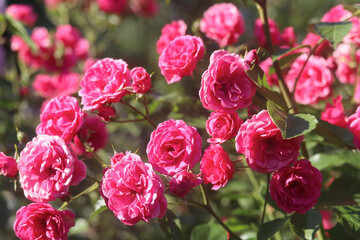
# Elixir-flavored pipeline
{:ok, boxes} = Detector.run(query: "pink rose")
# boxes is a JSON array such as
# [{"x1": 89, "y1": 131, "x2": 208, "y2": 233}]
[
  {"x1": 206, "y1": 111, "x2": 243, "y2": 144},
  {"x1": 199, "y1": 50, "x2": 256, "y2": 112},
  {"x1": 346, "y1": 106, "x2": 360, "y2": 149},
  {"x1": 33, "y1": 72, "x2": 80, "y2": 99},
  {"x1": 14, "y1": 202, "x2": 75, "y2": 240},
  {"x1": 355, "y1": 82, "x2": 360, "y2": 105},
  {"x1": 156, "y1": 19, "x2": 187, "y2": 54},
  {"x1": 169, "y1": 171, "x2": 202, "y2": 197},
  {"x1": 0, "y1": 152, "x2": 18, "y2": 178},
  {"x1": 286, "y1": 54, "x2": 333, "y2": 105},
  {"x1": 281, "y1": 27, "x2": 297, "y2": 48},
  {"x1": 200, "y1": 3, "x2": 245, "y2": 47},
  {"x1": 321, "y1": 95, "x2": 347, "y2": 128},
  {"x1": 129, "y1": 0, "x2": 159, "y2": 17},
  {"x1": 270, "y1": 159, "x2": 322, "y2": 214},
  {"x1": 254, "y1": 18, "x2": 282, "y2": 49},
  {"x1": 19, "y1": 135, "x2": 86, "y2": 202},
  {"x1": 79, "y1": 58, "x2": 131, "y2": 111},
  {"x1": 36, "y1": 96, "x2": 85, "y2": 143},
  {"x1": 333, "y1": 43, "x2": 360, "y2": 85},
  {"x1": 235, "y1": 110, "x2": 303, "y2": 173},
  {"x1": 6, "y1": 4, "x2": 38, "y2": 26},
  {"x1": 200, "y1": 144, "x2": 235, "y2": 190},
  {"x1": 259, "y1": 57, "x2": 278, "y2": 86},
  {"x1": 101, "y1": 152, "x2": 167, "y2": 225},
  {"x1": 130, "y1": 67, "x2": 152, "y2": 94},
  {"x1": 97, "y1": 0, "x2": 127, "y2": 14},
  {"x1": 301, "y1": 33, "x2": 332, "y2": 57},
  {"x1": 159, "y1": 35, "x2": 204, "y2": 84},
  {"x1": 146, "y1": 119, "x2": 202, "y2": 176}
]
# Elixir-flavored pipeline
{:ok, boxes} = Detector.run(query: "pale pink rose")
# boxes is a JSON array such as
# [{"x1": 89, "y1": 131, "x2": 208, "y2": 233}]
[
  {"x1": 286, "y1": 54, "x2": 333, "y2": 105},
  {"x1": 259, "y1": 57, "x2": 278, "y2": 86},
  {"x1": 129, "y1": 0, "x2": 159, "y2": 17},
  {"x1": 130, "y1": 67, "x2": 151, "y2": 94},
  {"x1": 97, "y1": 0, "x2": 127, "y2": 14},
  {"x1": 156, "y1": 19, "x2": 187, "y2": 54},
  {"x1": 270, "y1": 159, "x2": 322, "y2": 214},
  {"x1": 146, "y1": 119, "x2": 202, "y2": 176},
  {"x1": 33, "y1": 72, "x2": 80, "y2": 99},
  {"x1": 333, "y1": 43, "x2": 360, "y2": 85},
  {"x1": 199, "y1": 50, "x2": 256, "y2": 112},
  {"x1": 101, "y1": 152, "x2": 167, "y2": 225},
  {"x1": 98, "y1": 105, "x2": 116, "y2": 121},
  {"x1": 159, "y1": 35, "x2": 204, "y2": 84},
  {"x1": 70, "y1": 115, "x2": 108, "y2": 157},
  {"x1": 169, "y1": 171, "x2": 202, "y2": 197},
  {"x1": 19, "y1": 135, "x2": 86, "y2": 202},
  {"x1": 235, "y1": 110, "x2": 303, "y2": 173},
  {"x1": 14, "y1": 202, "x2": 75, "y2": 240},
  {"x1": 0, "y1": 152, "x2": 18, "y2": 178},
  {"x1": 200, "y1": 3, "x2": 245, "y2": 47},
  {"x1": 6, "y1": 4, "x2": 38, "y2": 26},
  {"x1": 321, "y1": 96, "x2": 347, "y2": 128},
  {"x1": 254, "y1": 18, "x2": 282, "y2": 49},
  {"x1": 206, "y1": 111, "x2": 243, "y2": 144},
  {"x1": 200, "y1": 144, "x2": 235, "y2": 190},
  {"x1": 79, "y1": 58, "x2": 131, "y2": 111},
  {"x1": 346, "y1": 106, "x2": 360, "y2": 149},
  {"x1": 36, "y1": 96, "x2": 85, "y2": 143}
]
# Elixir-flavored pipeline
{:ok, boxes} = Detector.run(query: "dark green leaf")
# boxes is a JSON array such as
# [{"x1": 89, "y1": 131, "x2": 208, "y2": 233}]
[
  {"x1": 330, "y1": 176, "x2": 360, "y2": 195},
  {"x1": 158, "y1": 210, "x2": 183, "y2": 240},
  {"x1": 272, "y1": 45, "x2": 310, "y2": 60},
  {"x1": 0, "y1": 13, "x2": 6, "y2": 36},
  {"x1": 316, "y1": 189, "x2": 356, "y2": 207},
  {"x1": 310, "y1": 151, "x2": 360, "y2": 171},
  {"x1": 257, "y1": 218, "x2": 287, "y2": 240},
  {"x1": 314, "y1": 21, "x2": 353, "y2": 47},
  {"x1": 327, "y1": 223, "x2": 358, "y2": 240},
  {"x1": 191, "y1": 222, "x2": 227, "y2": 240},
  {"x1": 313, "y1": 120, "x2": 354, "y2": 148},
  {"x1": 334, "y1": 206, "x2": 360, "y2": 238},
  {"x1": 5, "y1": 15, "x2": 37, "y2": 52},
  {"x1": 290, "y1": 210, "x2": 322, "y2": 240}
]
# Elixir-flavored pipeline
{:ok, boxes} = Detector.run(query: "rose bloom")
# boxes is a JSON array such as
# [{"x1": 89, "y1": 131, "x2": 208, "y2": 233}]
[
  {"x1": 286, "y1": 54, "x2": 333, "y2": 105},
  {"x1": 259, "y1": 57, "x2": 278, "y2": 86},
  {"x1": 98, "y1": 105, "x2": 116, "y2": 121},
  {"x1": 333, "y1": 43, "x2": 360, "y2": 85},
  {"x1": 159, "y1": 35, "x2": 204, "y2": 84},
  {"x1": 200, "y1": 144, "x2": 235, "y2": 190},
  {"x1": 169, "y1": 171, "x2": 202, "y2": 197},
  {"x1": 156, "y1": 19, "x2": 187, "y2": 54},
  {"x1": 97, "y1": 0, "x2": 127, "y2": 14},
  {"x1": 0, "y1": 152, "x2": 18, "y2": 178},
  {"x1": 130, "y1": 67, "x2": 151, "y2": 94},
  {"x1": 101, "y1": 152, "x2": 167, "y2": 225},
  {"x1": 19, "y1": 135, "x2": 86, "y2": 202},
  {"x1": 147, "y1": 119, "x2": 202, "y2": 176},
  {"x1": 33, "y1": 72, "x2": 80, "y2": 99},
  {"x1": 206, "y1": 111, "x2": 243, "y2": 144},
  {"x1": 14, "y1": 202, "x2": 75, "y2": 240},
  {"x1": 79, "y1": 58, "x2": 131, "y2": 111},
  {"x1": 270, "y1": 159, "x2": 322, "y2": 214},
  {"x1": 200, "y1": 3, "x2": 245, "y2": 47},
  {"x1": 129, "y1": 0, "x2": 159, "y2": 17},
  {"x1": 321, "y1": 96, "x2": 347, "y2": 128},
  {"x1": 254, "y1": 18, "x2": 283, "y2": 49},
  {"x1": 301, "y1": 33, "x2": 332, "y2": 57},
  {"x1": 346, "y1": 106, "x2": 360, "y2": 149},
  {"x1": 235, "y1": 110, "x2": 303, "y2": 173},
  {"x1": 36, "y1": 96, "x2": 85, "y2": 143},
  {"x1": 6, "y1": 4, "x2": 38, "y2": 26},
  {"x1": 199, "y1": 50, "x2": 256, "y2": 112}
]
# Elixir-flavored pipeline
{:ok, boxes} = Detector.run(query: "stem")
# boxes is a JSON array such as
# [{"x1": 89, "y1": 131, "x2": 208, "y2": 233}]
[
  {"x1": 199, "y1": 184, "x2": 208, "y2": 206},
  {"x1": 86, "y1": 175, "x2": 101, "y2": 183},
  {"x1": 111, "y1": 118, "x2": 146, "y2": 123},
  {"x1": 261, "y1": 174, "x2": 271, "y2": 225},
  {"x1": 122, "y1": 101, "x2": 156, "y2": 129}
]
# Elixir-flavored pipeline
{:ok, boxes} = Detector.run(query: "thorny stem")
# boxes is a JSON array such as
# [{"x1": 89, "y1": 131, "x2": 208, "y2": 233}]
[{"x1": 122, "y1": 100, "x2": 157, "y2": 129}]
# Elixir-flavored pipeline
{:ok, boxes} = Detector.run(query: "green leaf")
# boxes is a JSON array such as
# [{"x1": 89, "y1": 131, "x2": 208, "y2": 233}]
[
  {"x1": 334, "y1": 206, "x2": 360, "y2": 238},
  {"x1": 5, "y1": 15, "x2": 37, "y2": 52},
  {"x1": 257, "y1": 218, "x2": 287, "y2": 240},
  {"x1": 267, "y1": 100, "x2": 318, "y2": 139},
  {"x1": 191, "y1": 222, "x2": 227, "y2": 240},
  {"x1": 310, "y1": 151, "x2": 360, "y2": 171},
  {"x1": 313, "y1": 120, "x2": 354, "y2": 148},
  {"x1": 316, "y1": 189, "x2": 356, "y2": 207},
  {"x1": 158, "y1": 210, "x2": 183, "y2": 240},
  {"x1": 0, "y1": 13, "x2": 6, "y2": 36},
  {"x1": 314, "y1": 21, "x2": 353, "y2": 47},
  {"x1": 272, "y1": 45, "x2": 310, "y2": 61},
  {"x1": 90, "y1": 198, "x2": 108, "y2": 220},
  {"x1": 327, "y1": 223, "x2": 357, "y2": 240},
  {"x1": 290, "y1": 210, "x2": 322, "y2": 240}
]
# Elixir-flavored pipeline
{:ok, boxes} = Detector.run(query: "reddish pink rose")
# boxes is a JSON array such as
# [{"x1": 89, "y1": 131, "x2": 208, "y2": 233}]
[
  {"x1": 156, "y1": 19, "x2": 187, "y2": 54},
  {"x1": 14, "y1": 202, "x2": 75, "y2": 240},
  {"x1": 36, "y1": 96, "x2": 85, "y2": 143},
  {"x1": 146, "y1": 119, "x2": 202, "y2": 176},
  {"x1": 169, "y1": 171, "x2": 202, "y2": 197},
  {"x1": 98, "y1": 105, "x2": 116, "y2": 121},
  {"x1": 33, "y1": 72, "x2": 80, "y2": 99},
  {"x1": 199, "y1": 50, "x2": 256, "y2": 112},
  {"x1": 235, "y1": 110, "x2": 303, "y2": 173},
  {"x1": 286, "y1": 54, "x2": 333, "y2": 105},
  {"x1": 321, "y1": 96, "x2": 347, "y2": 128},
  {"x1": 206, "y1": 111, "x2": 243, "y2": 144},
  {"x1": 79, "y1": 58, "x2": 131, "y2": 111},
  {"x1": 333, "y1": 43, "x2": 360, "y2": 85},
  {"x1": 6, "y1": 4, "x2": 38, "y2": 26},
  {"x1": 281, "y1": 27, "x2": 297, "y2": 47},
  {"x1": 270, "y1": 159, "x2": 322, "y2": 214},
  {"x1": 129, "y1": 0, "x2": 159, "y2": 17},
  {"x1": 130, "y1": 67, "x2": 152, "y2": 94},
  {"x1": 97, "y1": 0, "x2": 127, "y2": 14},
  {"x1": 346, "y1": 106, "x2": 360, "y2": 149},
  {"x1": 301, "y1": 33, "x2": 332, "y2": 57},
  {"x1": 159, "y1": 35, "x2": 204, "y2": 84},
  {"x1": 101, "y1": 152, "x2": 167, "y2": 225},
  {"x1": 19, "y1": 135, "x2": 86, "y2": 202},
  {"x1": 70, "y1": 115, "x2": 108, "y2": 157},
  {"x1": 0, "y1": 152, "x2": 18, "y2": 178},
  {"x1": 254, "y1": 18, "x2": 283, "y2": 49},
  {"x1": 200, "y1": 3, "x2": 245, "y2": 47},
  {"x1": 200, "y1": 144, "x2": 235, "y2": 190}
]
